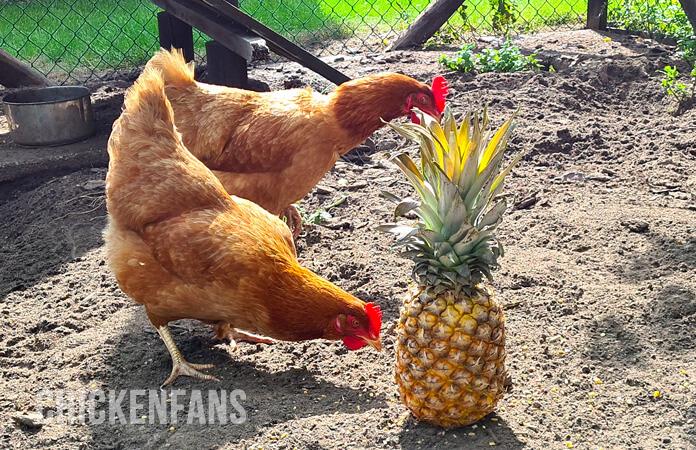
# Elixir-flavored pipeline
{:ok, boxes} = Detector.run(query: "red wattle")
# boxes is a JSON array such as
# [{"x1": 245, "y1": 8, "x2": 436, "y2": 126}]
[{"x1": 343, "y1": 335, "x2": 367, "y2": 350}]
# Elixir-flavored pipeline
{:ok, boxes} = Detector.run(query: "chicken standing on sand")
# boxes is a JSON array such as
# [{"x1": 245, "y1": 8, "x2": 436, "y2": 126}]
[
  {"x1": 146, "y1": 48, "x2": 449, "y2": 237},
  {"x1": 104, "y1": 66, "x2": 383, "y2": 387}
]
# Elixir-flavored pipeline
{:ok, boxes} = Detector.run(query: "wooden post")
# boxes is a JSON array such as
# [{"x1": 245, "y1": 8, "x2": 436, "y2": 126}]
[
  {"x1": 0, "y1": 47, "x2": 52, "y2": 88},
  {"x1": 192, "y1": 0, "x2": 351, "y2": 85},
  {"x1": 587, "y1": 0, "x2": 608, "y2": 30},
  {"x1": 387, "y1": 0, "x2": 465, "y2": 50},
  {"x1": 157, "y1": 11, "x2": 195, "y2": 62},
  {"x1": 205, "y1": 41, "x2": 247, "y2": 88},
  {"x1": 678, "y1": 0, "x2": 696, "y2": 34},
  {"x1": 149, "y1": 0, "x2": 349, "y2": 84}
]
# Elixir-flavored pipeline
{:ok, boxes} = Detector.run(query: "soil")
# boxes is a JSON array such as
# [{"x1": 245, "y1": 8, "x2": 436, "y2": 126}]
[{"x1": 1, "y1": 29, "x2": 696, "y2": 449}]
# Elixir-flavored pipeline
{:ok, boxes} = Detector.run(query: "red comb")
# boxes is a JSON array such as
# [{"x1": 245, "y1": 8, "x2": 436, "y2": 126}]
[
  {"x1": 365, "y1": 302, "x2": 382, "y2": 338},
  {"x1": 431, "y1": 76, "x2": 449, "y2": 112}
]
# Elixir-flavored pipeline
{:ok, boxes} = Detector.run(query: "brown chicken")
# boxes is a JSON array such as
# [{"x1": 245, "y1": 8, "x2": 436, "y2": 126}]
[
  {"x1": 146, "y1": 49, "x2": 449, "y2": 237},
  {"x1": 104, "y1": 66, "x2": 382, "y2": 387}
]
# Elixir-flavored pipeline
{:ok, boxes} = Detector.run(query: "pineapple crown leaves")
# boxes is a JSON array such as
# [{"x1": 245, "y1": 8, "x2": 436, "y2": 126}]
[{"x1": 378, "y1": 104, "x2": 523, "y2": 286}]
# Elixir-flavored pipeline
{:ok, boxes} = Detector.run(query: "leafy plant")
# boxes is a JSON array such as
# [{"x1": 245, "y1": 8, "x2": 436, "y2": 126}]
[
  {"x1": 490, "y1": 0, "x2": 519, "y2": 34},
  {"x1": 440, "y1": 40, "x2": 540, "y2": 73},
  {"x1": 296, "y1": 195, "x2": 348, "y2": 225},
  {"x1": 609, "y1": 0, "x2": 695, "y2": 62},
  {"x1": 658, "y1": 65, "x2": 696, "y2": 114},
  {"x1": 609, "y1": 0, "x2": 692, "y2": 40},
  {"x1": 677, "y1": 37, "x2": 696, "y2": 63},
  {"x1": 439, "y1": 43, "x2": 477, "y2": 71}
]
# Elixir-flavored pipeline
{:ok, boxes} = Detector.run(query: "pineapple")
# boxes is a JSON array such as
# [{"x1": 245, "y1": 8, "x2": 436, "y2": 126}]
[{"x1": 379, "y1": 105, "x2": 522, "y2": 428}]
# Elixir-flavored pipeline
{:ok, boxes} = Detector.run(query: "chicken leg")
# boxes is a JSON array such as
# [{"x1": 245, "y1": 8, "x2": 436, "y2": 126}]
[
  {"x1": 214, "y1": 323, "x2": 276, "y2": 351},
  {"x1": 280, "y1": 204, "x2": 303, "y2": 239},
  {"x1": 157, "y1": 325, "x2": 218, "y2": 387}
]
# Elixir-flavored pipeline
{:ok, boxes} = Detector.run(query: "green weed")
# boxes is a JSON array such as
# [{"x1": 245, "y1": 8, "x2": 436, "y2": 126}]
[
  {"x1": 297, "y1": 196, "x2": 347, "y2": 225},
  {"x1": 440, "y1": 40, "x2": 540, "y2": 73},
  {"x1": 658, "y1": 65, "x2": 696, "y2": 115}
]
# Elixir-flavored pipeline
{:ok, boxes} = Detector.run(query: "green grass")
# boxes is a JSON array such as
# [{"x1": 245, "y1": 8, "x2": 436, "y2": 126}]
[
  {"x1": 0, "y1": 1, "x2": 161, "y2": 71},
  {"x1": 0, "y1": 0, "x2": 689, "y2": 80}
]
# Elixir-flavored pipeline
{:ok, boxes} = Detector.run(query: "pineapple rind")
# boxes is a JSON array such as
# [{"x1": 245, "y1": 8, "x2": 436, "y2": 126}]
[{"x1": 395, "y1": 284, "x2": 507, "y2": 428}]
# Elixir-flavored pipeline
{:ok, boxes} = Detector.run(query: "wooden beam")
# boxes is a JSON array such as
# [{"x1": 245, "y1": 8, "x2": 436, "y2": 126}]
[
  {"x1": 206, "y1": 41, "x2": 247, "y2": 88},
  {"x1": 387, "y1": 0, "x2": 464, "y2": 50},
  {"x1": 678, "y1": 0, "x2": 696, "y2": 34},
  {"x1": 0, "y1": 47, "x2": 52, "y2": 88},
  {"x1": 150, "y1": 0, "x2": 264, "y2": 62},
  {"x1": 157, "y1": 11, "x2": 195, "y2": 62},
  {"x1": 587, "y1": 0, "x2": 608, "y2": 30},
  {"x1": 191, "y1": 0, "x2": 351, "y2": 85}
]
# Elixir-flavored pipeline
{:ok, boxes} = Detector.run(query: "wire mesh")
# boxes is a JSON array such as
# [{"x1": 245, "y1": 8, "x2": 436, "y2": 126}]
[{"x1": 0, "y1": 0, "x2": 691, "y2": 85}]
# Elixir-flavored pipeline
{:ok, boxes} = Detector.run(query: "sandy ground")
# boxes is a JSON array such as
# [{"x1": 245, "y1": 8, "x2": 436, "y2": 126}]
[{"x1": 1, "y1": 30, "x2": 695, "y2": 449}]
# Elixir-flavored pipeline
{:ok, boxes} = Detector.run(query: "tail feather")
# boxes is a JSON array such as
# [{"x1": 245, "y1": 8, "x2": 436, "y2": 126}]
[
  {"x1": 145, "y1": 47, "x2": 196, "y2": 88},
  {"x1": 106, "y1": 66, "x2": 229, "y2": 231}
]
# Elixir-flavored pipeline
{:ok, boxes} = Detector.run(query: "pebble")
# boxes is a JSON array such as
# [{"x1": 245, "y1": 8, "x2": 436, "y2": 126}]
[
  {"x1": 620, "y1": 219, "x2": 649, "y2": 233},
  {"x1": 560, "y1": 171, "x2": 586, "y2": 183},
  {"x1": 587, "y1": 173, "x2": 611, "y2": 182},
  {"x1": 12, "y1": 413, "x2": 44, "y2": 428},
  {"x1": 315, "y1": 185, "x2": 336, "y2": 195},
  {"x1": 347, "y1": 181, "x2": 368, "y2": 190},
  {"x1": 82, "y1": 179, "x2": 106, "y2": 190},
  {"x1": 377, "y1": 139, "x2": 398, "y2": 151}
]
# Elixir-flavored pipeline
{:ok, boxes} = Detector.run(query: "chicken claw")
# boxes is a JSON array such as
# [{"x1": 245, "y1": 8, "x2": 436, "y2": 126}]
[
  {"x1": 157, "y1": 325, "x2": 219, "y2": 388},
  {"x1": 280, "y1": 205, "x2": 303, "y2": 239}
]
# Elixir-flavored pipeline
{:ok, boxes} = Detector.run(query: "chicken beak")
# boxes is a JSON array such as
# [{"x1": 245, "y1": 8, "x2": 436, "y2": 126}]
[{"x1": 363, "y1": 337, "x2": 382, "y2": 352}]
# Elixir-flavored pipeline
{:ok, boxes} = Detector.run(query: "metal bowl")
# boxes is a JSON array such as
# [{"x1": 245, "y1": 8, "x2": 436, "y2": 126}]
[{"x1": 2, "y1": 86, "x2": 95, "y2": 146}]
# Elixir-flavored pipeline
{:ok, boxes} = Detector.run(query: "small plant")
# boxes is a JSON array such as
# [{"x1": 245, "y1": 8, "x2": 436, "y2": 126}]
[
  {"x1": 678, "y1": 37, "x2": 696, "y2": 63},
  {"x1": 490, "y1": 0, "x2": 519, "y2": 34},
  {"x1": 425, "y1": 27, "x2": 463, "y2": 48},
  {"x1": 658, "y1": 64, "x2": 696, "y2": 114},
  {"x1": 439, "y1": 43, "x2": 477, "y2": 72},
  {"x1": 296, "y1": 195, "x2": 347, "y2": 225},
  {"x1": 440, "y1": 40, "x2": 540, "y2": 73}
]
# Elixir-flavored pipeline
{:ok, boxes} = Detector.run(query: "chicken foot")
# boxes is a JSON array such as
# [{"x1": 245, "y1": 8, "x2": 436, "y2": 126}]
[
  {"x1": 280, "y1": 204, "x2": 303, "y2": 239},
  {"x1": 157, "y1": 325, "x2": 219, "y2": 387}
]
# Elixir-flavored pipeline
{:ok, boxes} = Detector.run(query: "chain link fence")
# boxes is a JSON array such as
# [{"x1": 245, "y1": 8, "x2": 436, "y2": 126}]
[{"x1": 0, "y1": 0, "x2": 692, "y2": 85}]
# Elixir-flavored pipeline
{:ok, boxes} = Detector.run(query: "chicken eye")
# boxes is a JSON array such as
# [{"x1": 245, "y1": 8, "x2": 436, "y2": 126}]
[
  {"x1": 420, "y1": 96, "x2": 430, "y2": 105},
  {"x1": 349, "y1": 318, "x2": 360, "y2": 328}
]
